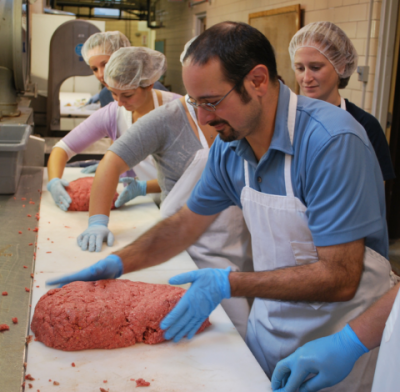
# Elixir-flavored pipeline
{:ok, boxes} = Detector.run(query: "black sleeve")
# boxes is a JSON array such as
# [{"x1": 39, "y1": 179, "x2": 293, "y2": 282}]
[{"x1": 345, "y1": 99, "x2": 396, "y2": 181}]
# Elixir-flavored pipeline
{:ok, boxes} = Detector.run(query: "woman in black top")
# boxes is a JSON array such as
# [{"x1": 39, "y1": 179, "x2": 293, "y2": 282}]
[{"x1": 289, "y1": 21, "x2": 395, "y2": 180}]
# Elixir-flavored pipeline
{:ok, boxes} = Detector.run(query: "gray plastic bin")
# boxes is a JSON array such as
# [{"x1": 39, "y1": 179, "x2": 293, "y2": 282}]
[{"x1": 0, "y1": 124, "x2": 33, "y2": 194}]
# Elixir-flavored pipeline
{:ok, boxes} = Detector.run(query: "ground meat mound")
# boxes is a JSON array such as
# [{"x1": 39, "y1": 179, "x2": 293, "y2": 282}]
[
  {"x1": 31, "y1": 280, "x2": 211, "y2": 351},
  {"x1": 65, "y1": 177, "x2": 118, "y2": 211}
]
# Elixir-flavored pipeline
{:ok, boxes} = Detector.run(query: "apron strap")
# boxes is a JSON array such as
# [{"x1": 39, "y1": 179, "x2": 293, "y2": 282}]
[
  {"x1": 186, "y1": 95, "x2": 209, "y2": 150},
  {"x1": 242, "y1": 90, "x2": 298, "y2": 195},
  {"x1": 116, "y1": 105, "x2": 133, "y2": 138},
  {"x1": 244, "y1": 160, "x2": 250, "y2": 187},
  {"x1": 152, "y1": 89, "x2": 160, "y2": 109},
  {"x1": 284, "y1": 91, "x2": 298, "y2": 198},
  {"x1": 284, "y1": 155, "x2": 294, "y2": 197},
  {"x1": 340, "y1": 97, "x2": 346, "y2": 110},
  {"x1": 287, "y1": 91, "x2": 297, "y2": 145}
]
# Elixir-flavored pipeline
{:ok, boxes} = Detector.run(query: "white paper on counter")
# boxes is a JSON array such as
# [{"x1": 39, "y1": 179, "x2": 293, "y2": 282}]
[{"x1": 24, "y1": 168, "x2": 272, "y2": 391}]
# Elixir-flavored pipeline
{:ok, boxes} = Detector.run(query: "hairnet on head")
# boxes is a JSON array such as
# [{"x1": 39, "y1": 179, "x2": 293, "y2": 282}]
[
  {"x1": 104, "y1": 47, "x2": 167, "y2": 90},
  {"x1": 180, "y1": 36, "x2": 198, "y2": 65},
  {"x1": 288, "y1": 22, "x2": 358, "y2": 79},
  {"x1": 81, "y1": 31, "x2": 131, "y2": 65}
]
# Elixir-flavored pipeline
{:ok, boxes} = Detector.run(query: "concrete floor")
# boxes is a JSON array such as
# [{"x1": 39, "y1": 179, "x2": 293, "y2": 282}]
[{"x1": 389, "y1": 239, "x2": 400, "y2": 275}]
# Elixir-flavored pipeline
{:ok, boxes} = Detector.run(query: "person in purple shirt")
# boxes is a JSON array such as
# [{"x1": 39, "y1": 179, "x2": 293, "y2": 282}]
[{"x1": 47, "y1": 37, "x2": 180, "y2": 211}]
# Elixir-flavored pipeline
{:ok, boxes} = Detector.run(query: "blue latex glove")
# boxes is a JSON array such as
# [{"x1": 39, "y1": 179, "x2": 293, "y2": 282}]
[
  {"x1": 87, "y1": 93, "x2": 100, "y2": 104},
  {"x1": 160, "y1": 267, "x2": 231, "y2": 343},
  {"x1": 46, "y1": 254, "x2": 123, "y2": 287},
  {"x1": 271, "y1": 324, "x2": 369, "y2": 392},
  {"x1": 81, "y1": 163, "x2": 99, "y2": 174},
  {"x1": 114, "y1": 177, "x2": 147, "y2": 208},
  {"x1": 77, "y1": 214, "x2": 114, "y2": 252},
  {"x1": 47, "y1": 178, "x2": 72, "y2": 211}
]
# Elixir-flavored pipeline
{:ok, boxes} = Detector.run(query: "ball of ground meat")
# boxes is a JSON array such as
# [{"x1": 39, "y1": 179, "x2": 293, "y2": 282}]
[{"x1": 65, "y1": 177, "x2": 119, "y2": 211}]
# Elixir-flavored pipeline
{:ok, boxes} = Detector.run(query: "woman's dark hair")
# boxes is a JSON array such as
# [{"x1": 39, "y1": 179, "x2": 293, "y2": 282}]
[
  {"x1": 338, "y1": 77, "x2": 350, "y2": 89},
  {"x1": 183, "y1": 22, "x2": 278, "y2": 103}
]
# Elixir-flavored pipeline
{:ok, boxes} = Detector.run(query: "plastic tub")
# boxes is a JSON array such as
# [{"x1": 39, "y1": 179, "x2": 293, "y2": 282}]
[{"x1": 0, "y1": 124, "x2": 32, "y2": 194}]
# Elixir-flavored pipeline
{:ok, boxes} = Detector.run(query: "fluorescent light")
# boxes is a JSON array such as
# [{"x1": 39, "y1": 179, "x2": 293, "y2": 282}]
[{"x1": 93, "y1": 8, "x2": 120, "y2": 18}]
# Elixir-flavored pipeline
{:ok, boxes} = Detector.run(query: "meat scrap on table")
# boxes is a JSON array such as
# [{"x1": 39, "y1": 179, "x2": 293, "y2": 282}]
[{"x1": 136, "y1": 378, "x2": 151, "y2": 387}]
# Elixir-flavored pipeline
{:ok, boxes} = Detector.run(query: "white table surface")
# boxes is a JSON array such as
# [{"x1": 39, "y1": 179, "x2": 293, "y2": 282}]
[
  {"x1": 60, "y1": 92, "x2": 100, "y2": 117},
  {"x1": 25, "y1": 168, "x2": 272, "y2": 391}
]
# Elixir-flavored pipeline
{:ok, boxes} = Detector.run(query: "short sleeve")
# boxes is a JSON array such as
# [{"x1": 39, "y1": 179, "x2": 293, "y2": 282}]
[
  {"x1": 108, "y1": 107, "x2": 168, "y2": 169},
  {"x1": 305, "y1": 133, "x2": 384, "y2": 246},
  {"x1": 61, "y1": 103, "x2": 117, "y2": 155},
  {"x1": 53, "y1": 139, "x2": 76, "y2": 160},
  {"x1": 187, "y1": 139, "x2": 235, "y2": 215}
]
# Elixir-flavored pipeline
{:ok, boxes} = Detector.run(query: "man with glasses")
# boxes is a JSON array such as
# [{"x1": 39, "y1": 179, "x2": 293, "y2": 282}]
[{"x1": 49, "y1": 22, "x2": 390, "y2": 391}]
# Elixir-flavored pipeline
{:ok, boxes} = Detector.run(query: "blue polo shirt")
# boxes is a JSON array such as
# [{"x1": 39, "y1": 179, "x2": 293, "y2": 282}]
[{"x1": 187, "y1": 82, "x2": 388, "y2": 258}]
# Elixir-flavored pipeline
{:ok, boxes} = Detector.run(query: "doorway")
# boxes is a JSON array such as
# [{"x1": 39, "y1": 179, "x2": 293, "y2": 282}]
[{"x1": 195, "y1": 12, "x2": 206, "y2": 36}]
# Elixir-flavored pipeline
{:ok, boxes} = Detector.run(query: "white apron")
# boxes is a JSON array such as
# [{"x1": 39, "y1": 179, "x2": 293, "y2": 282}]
[
  {"x1": 160, "y1": 98, "x2": 253, "y2": 339},
  {"x1": 371, "y1": 286, "x2": 400, "y2": 392},
  {"x1": 116, "y1": 89, "x2": 160, "y2": 181},
  {"x1": 242, "y1": 90, "x2": 391, "y2": 391}
]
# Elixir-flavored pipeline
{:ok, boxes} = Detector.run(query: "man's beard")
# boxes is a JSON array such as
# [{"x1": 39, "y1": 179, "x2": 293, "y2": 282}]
[{"x1": 209, "y1": 120, "x2": 240, "y2": 142}]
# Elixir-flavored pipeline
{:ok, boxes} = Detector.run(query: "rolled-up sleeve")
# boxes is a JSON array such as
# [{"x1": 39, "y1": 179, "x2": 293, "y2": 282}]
[
  {"x1": 58, "y1": 102, "x2": 117, "y2": 157},
  {"x1": 187, "y1": 139, "x2": 236, "y2": 215}
]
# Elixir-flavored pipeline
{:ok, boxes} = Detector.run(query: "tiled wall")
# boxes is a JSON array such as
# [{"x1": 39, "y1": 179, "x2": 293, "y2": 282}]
[{"x1": 155, "y1": 0, "x2": 382, "y2": 112}]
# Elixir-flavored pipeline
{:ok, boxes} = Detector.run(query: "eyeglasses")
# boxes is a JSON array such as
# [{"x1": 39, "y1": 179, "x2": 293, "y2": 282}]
[{"x1": 186, "y1": 83, "x2": 237, "y2": 112}]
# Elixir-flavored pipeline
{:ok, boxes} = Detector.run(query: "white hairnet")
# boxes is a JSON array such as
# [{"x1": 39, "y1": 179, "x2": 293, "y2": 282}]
[
  {"x1": 81, "y1": 31, "x2": 131, "y2": 65},
  {"x1": 288, "y1": 22, "x2": 358, "y2": 79},
  {"x1": 180, "y1": 36, "x2": 198, "y2": 65},
  {"x1": 104, "y1": 47, "x2": 167, "y2": 90}
]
